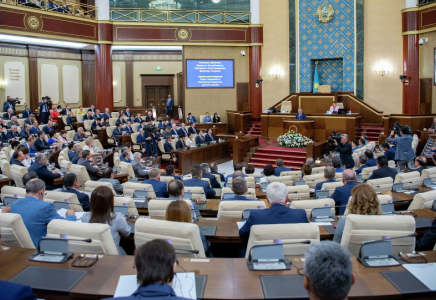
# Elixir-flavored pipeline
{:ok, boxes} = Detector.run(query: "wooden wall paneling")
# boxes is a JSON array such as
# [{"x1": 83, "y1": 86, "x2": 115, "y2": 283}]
[
  {"x1": 236, "y1": 83, "x2": 249, "y2": 111},
  {"x1": 298, "y1": 95, "x2": 336, "y2": 114},
  {"x1": 141, "y1": 75, "x2": 174, "y2": 117},
  {"x1": 339, "y1": 94, "x2": 383, "y2": 124},
  {"x1": 403, "y1": 34, "x2": 420, "y2": 114},
  {"x1": 28, "y1": 56, "x2": 39, "y2": 113},
  {"x1": 81, "y1": 50, "x2": 95, "y2": 108},
  {"x1": 420, "y1": 78, "x2": 432, "y2": 114},
  {"x1": 124, "y1": 52, "x2": 134, "y2": 108},
  {"x1": 388, "y1": 115, "x2": 436, "y2": 132},
  {"x1": 177, "y1": 72, "x2": 183, "y2": 116},
  {"x1": 94, "y1": 45, "x2": 113, "y2": 112},
  {"x1": 249, "y1": 46, "x2": 262, "y2": 118},
  {"x1": 261, "y1": 114, "x2": 269, "y2": 139}
]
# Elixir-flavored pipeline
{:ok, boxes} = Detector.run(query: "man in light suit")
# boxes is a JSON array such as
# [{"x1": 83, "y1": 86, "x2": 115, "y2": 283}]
[
  {"x1": 164, "y1": 94, "x2": 174, "y2": 119},
  {"x1": 9, "y1": 179, "x2": 76, "y2": 247},
  {"x1": 239, "y1": 182, "x2": 308, "y2": 239},
  {"x1": 77, "y1": 150, "x2": 99, "y2": 180},
  {"x1": 388, "y1": 127, "x2": 416, "y2": 170},
  {"x1": 274, "y1": 158, "x2": 291, "y2": 176},
  {"x1": 331, "y1": 169, "x2": 357, "y2": 215},
  {"x1": 141, "y1": 168, "x2": 169, "y2": 198},
  {"x1": 98, "y1": 167, "x2": 124, "y2": 195},
  {"x1": 131, "y1": 152, "x2": 150, "y2": 179},
  {"x1": 195, "y1": 130, "x2": 206, "y2": 145},
  {"x1": 200, "y1": 163, "x2": 221, "y2": 189},
  {"x1": 21, "y1": 105, "x2": 32, "y2": 119},
  {"x1": 222, "y1": 177, "x2": 256, "y2": 201},
  {"x1": 205, "y1": 128, "x2": 215, "y2": 143},
  {"x1": 187, "y1": 113, "x2": 197, "y2": 123},
  {"x1": 183, "y1": 165, "x2": 216, "y2": 198},
  {"x1": 365, "y1": 156, "x2": 397, "y2": 181},
  {"x1": 295, "y1": 107, "x2": 307, "y2": 120},
  {"x1": 188, "y1": 122, "x2": 198, "y2": 135},
  {"x1": 63, "y1": 173, "x2": 90, "y2": 211},
  {"x1": 28, "y1": 154, "x2": 61, "y2": 190},
  {"x1": 170, "y1": 124, "x2": 179, "y2": 138},
  {"x1": 314, "y1": 166, "x2": 337, "y2": 197},
  {"x1": 6, "y1": 125, "x2": 19, "y2": 141}
]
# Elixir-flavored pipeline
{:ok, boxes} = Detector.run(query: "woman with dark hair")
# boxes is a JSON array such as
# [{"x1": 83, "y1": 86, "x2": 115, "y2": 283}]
[
  {"x1": 263, "y1": 164, "x2": 275, "y2": 177},
  {"x1": 56, "y1": 130, "x2": 70, "y2": 144},
  {"x1": 81, "y1": 186, "x2": 131, "y2": 255},
  {"x1": 302, "y1": 163, "x2": 312, "y2": 177},
  {"x1": 212, "y1": 112, "x2": 221, "y2": 123},
  {"x1": 102, "y1": 117, "x2": 110, "y2": 127},
  {"x1": 245, "y1": 164, "x2": 255, "y2": 174},
  {"x1": 165, "y1": 200, "x2": 212, "y2": 257},
  {"x1": 104, "y1": 239, "x2": 191, "y2": 300}
]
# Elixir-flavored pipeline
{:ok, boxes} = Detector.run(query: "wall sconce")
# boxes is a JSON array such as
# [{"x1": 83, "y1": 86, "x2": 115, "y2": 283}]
[
  {"x1": 113, "y1": 81, "x2": 117, "y2": 86},
  {"x1": 375, "y1": 70, "x2": 389, "y2": 77},
  {"x1": 270, "y1": 66, "x2": 282, "y2": 80},
  {"x1": 0, "y1": 81, "x2": 6, "y2": 89}
]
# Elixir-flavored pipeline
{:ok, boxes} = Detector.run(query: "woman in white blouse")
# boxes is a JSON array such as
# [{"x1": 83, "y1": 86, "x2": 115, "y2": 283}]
[
  {"x1": 54, "y1": 130, "x2": 70, "y2": 144},
  {"x1": 329, "y1": 102, "x2": 339, "y2": 113},
  {"x1": 83, "y1": 137, "x2": 103, "y2": 156},
  {"x1": 185, "y1": 132, "x2": 196, "y2": 147},
  {"x1": 19, "y1": 146, "x2": 32, "y2": 169}
]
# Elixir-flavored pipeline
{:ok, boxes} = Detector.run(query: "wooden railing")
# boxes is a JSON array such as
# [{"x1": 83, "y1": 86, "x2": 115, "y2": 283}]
[
  {"x1": 232, "y1": 136, "x2": 259, "y2": 164},
  {"x1": 227, "y1": 110, "x2": 252, "y2": 134}
]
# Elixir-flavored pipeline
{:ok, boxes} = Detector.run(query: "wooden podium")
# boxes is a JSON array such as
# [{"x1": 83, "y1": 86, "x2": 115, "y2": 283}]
[{"x1": 282, "y1": 119, "x2": 314, "y2": 139}]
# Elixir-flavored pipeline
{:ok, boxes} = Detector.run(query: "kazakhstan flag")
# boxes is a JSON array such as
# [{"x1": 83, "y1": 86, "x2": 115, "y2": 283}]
[{"x1": 313, "y1": 64, "x2": 319, "y2": 93}]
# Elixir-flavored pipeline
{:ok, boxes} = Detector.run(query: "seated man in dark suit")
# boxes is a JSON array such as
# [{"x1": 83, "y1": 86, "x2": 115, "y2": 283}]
[
  {"x1": 77, "y1": 150, "x2": 99, "y2": 180},
  {"x1": 364, "y1": 149, "x2": 377, "y2": 167},
  {"x1": 188, "y1": 123, "x2": 198, "y2": 135},
  {"x1": 19, "y1": 124, "x2": 31, "y2": 140},
  {"x1": 200, "y1": 163, "x2": 221, "y2": 189},
  {"x1": 331, "y1": 169, "x2": 357, "y2": 215},
  {"x1": 28, "y1": 154, "x2": 62, "y2": 190},
  {"x1": 68, "y1": 143, "x2": 79, "y2": 161},
  {"x1": 210, "y1": 162, "x2": 225, "y2": 182},
  {"x1": 183, "y1": 165, "x2": 216, "y2": 198},
  {"x1": 314, "y1": 166, "x2": 336, "y2": 197},
  {"x1": 331, "y1": 156, "x2": 344, "y2": 173},
  {"x1": 24, "y1": 136, "x2": 38, "y2": 157},
  {"x1": 225, "y1": 163, "x2": 248, "y2": 184},
  {"x1": 195, "y1": 130, "x2": 206, "y2": 145},
  {"x1": 11, "y1": 150, "x2": 25, "y2": 167},
  {"x1": 82, "y1": 111, "x2": 93, "y2": 121},
  {"x1": 186, "y1": 113, "x2": 197, "y2": 123},
  {"x1": 29, "y1": 120, "x2": 40, "y2": 136},
  {"x1": 145, "y1": 111, "x2": 154, "y2": 122},
  {"x1": 414, "y1": 156, "x2": 427, "y2": 175},
  {"x1": 365, "y1": 156, "x2": 397, "y2": 181},
  {"x1": 91, "y1": 118, "x2": 103, "y2": 130},
  {"x1": 416, "y1": 216, "x2": 436, "y2": 251},
  {"x1": 295, "y1": 107, "x2": 306, "y2": 120},
  {"x1": 6, "y1": 125, "x2": 19, "y2": 141},
  {"x1": 222, "y1": 177, "x2": 256, "y2": 201},
  {"x1": 164, "y1": 137, "x2": 174, "y2": 152},
  {"x1": 71, "y1": 149, "x2": 82, "y2": 164},
  {"x1": 178, "y1": 123, "x2": 189, "y2": 137},
  {"x1": 381, "y1": 142, "x2": 396, "y2": 162},
  {"x1": 112, "y1": 123, "x2": 125, "y2": 146},
  {"x1": 21, "y1": 105, "x2": 32, "y2": 119},
  {"x1": 176, "y1": 135, "x2": 186, "y2": 149},
  {"x1": 62, "y1": 173, "x2": 90, "y2": 211},
  {"x1": 239, "y1": 182, "x2": 308, "y2": 239},
  {"x1": 0, "y1": 126, "x2": 7, "y2": 142},
  {"x1": 354, "y1": 154, "x2": 370, "y2": 175},
  {"x1": 42, "y1": 121, "x2": 55, "y2": 135},
  {"x1": 3, "y1": 108, "x2": 14, "y2": 120},
  {"x1": 34, "y1": 131, "x2": 51, "y2": 151},
  {"x1": 274, "y1": 158, "x2": 291, "y2": 176},
  {"x1": 204, "y1": 128, "x2": 215, "y2": 143},
  {"x1": 165, "y1": 164, "x2": 183, "y2": 180},
  {"x1": 92, "y1": 109, "x2": 103, "y2": 120},
  {"x1": 133, "y1": 113, "x2": 143, "y2": 124},
  {"x1": 167, "y1": 180, "x2": 202, "y2": 220},
  {"x1": 73, "y1": 127, "x2": 87, "y2": 142},
  {"x1": 141, "y1": 168, "x2": 169, "y2": 198},
  {"x1": 123, "y1": 121, "x2": 134, "y2": 134}
]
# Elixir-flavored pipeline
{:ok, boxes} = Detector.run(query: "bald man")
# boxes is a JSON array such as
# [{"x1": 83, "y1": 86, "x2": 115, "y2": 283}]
[{"x1": 331, "y1": 169, "x2": 357, "y2": 215}]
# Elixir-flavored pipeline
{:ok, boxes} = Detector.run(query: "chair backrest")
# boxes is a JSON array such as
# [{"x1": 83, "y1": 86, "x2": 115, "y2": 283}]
[
  {"x1": 47, "y1": 219, "x2": 118, "y2": 255},
  {"x1": 1, "y1": 185, "x2": 25, "y2": 201},
  {"x1": 114, "y1": 197, "x2": 139, "y2": 217},
  {"x1": 157, "y1": 140, "x2": 165, "y2": 153},
  {"x1": 280, "y1": 171, "x2": 301, "y2": 181},
  {"x1": 106, "y1": 126, "x2": 116, "y2": 139},
  {"x1": 395, "y1": 171, "x2": 421, "y2": 188},
  {"x1": 148, "y1": 199, "x2": 193, "y2": 217},
  {"x1": 290, "y1": 199, "x2": 335, "y2": 219},
  {"x1": 123, "y1": 182, "x2": 156, "y2": 198},
  {"x1": 114, "y1": 152, "x2": 121, "y2": 168},
  {"x1": 421, "y1": 168, "x2": 436, "y2": 183},
  {"x1": 10, "y1": 165, "x2": 27, "y2": 188},
  {"x1": 68, "y1": 164, "x2": 90, "y2": 191},
  {"x1": 335, "y1": 172, "x2": 343, "y2": 181},
  {"x1": 0, "y1": 213, "x2": 35, "y2": 249},
  {"x1": 303, "y1": 174, "x2": 324, "y2": 187},
  {"x1": 85, "y1": 181, "x2": 115, "y2": 194},
  {"x1": 134, "y1": 218, "x2": 206, "y2": 257},
  {"x1": 199, "y1": 114, "x2": 206, "y2": 123},
  {"x1": 408, "y1": 190, "x2": 436, "y2": 210},
  {"x1": 119, "y1": 161, "x2": 135, "y2": 180},
  {"x1": 112, "y1": 112, "x2": 119, "y2": 119},
  {"x1": 160, "y1": 176, "x2": 174, "y2": 183},
  {"x1": 132, "y1": 123, "x2": 139, "y2": 133},
  {"x1": 220, "y1": 187, "x2": 256, "y2": 199},
  {"x1": 217, "y1": 200, "x2": 266, "y2": 218},
  {"x1": 94, "y1": 140, "x2": 104, "y2": 152},
  {"x1": 245, "y1": 223, "x2": 320, "y2": 258},
  {"x1": 66, "y1": 130, "x2": 75, "y2": 142},
  {"x1": 343, "y1": 194, "x2": 393, "y2": 215},
  {"x1": 109, "y1": 118, "x2": 118, "y2": 126},
  {"x1": 311, "y1": 166, "x2": 325, "y2": 175},
  {"x1": 1, "y1": 159, "x2": 13, "y2": 179},
  {"x1": 131, "y1": 132, "x2": 139, "y2": 144},
  {"x1": 366, "y1": 177, "x2": 394, "y2": 193},
  {"x1": 388, "y1": 160, "x2": 396, "y2": 168},
  {"x1": 83, "y1": 120, "x2": 93, "y2": 131},
  {"x1": 321, "y1": 181, "x2": 343, "y2": 196},
  {"x1": 341, "y1": 214, "x2": 416, "y2": 256},
  {"x1": 287, "y1": 185, "x2": 310, "y2": 199},
  {"x1": 361, "y1": 166, "x2": 378, "y2": 180},
  {"x1": 267, "y1": 176, "x2": 293, "y2": 186},
  {"x1": 44, "y1": 191, "x2": 84, "y2": 212},
  {"x1": 184, "y1": 186, "x2": 206, "y2": 200},
  {"x1": 280, "y1": 101, "x2": 292, "y2": 113}
]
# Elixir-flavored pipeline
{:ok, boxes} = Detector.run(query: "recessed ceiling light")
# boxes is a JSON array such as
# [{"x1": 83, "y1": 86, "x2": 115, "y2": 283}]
[{"x1": 0, "y1": 34, "x2": 88, "y2": 49}]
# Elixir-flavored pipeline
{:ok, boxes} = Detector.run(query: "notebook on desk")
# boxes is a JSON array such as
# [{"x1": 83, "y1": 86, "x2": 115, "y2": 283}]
[{"x1": 260, "y1": 275, "x2": 308, "y2": 299}]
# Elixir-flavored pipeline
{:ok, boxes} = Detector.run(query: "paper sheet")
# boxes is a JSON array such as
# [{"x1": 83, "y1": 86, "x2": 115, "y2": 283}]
[
  {"x1": 314, "y1": 222, "x2": 332, "y2": 226},
  {"x1": 403, "y1": 263, "x2": 436, "y2": 290},
  {"x1": 57, "y1": 208, "x2": 67, "y2": 218},
  {"x1": 114, "y1": 273, "x2": 197, "y2": 299},
  {"x1": 237, "y1": 221, "x2": 246, "y2": 230}
]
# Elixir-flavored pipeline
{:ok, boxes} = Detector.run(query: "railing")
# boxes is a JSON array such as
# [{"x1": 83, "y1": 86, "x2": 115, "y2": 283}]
[
  {"x1": 2, "y1": 0, "x2": 98, "y2": 19},
  {"x1": 110, "y1": 8, "x2": 250, "y2": 24},
  {"x1": 419, "y1": 0, "x2": 436, "y2": 6}
]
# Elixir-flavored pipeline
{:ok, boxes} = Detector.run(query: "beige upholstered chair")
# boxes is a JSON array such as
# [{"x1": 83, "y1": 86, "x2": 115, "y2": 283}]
[
  {"x1": 267, "y1": 176, "x2": 293, "y2": 186},
  {"x1": 148, "y1": 199, "x2": 192, "y2": 217},
  {"x1": 311, "y1": 166, "x2": 325, "y2": 175},
  {"x1": 388, "y1": 160, "x2": 396, "y2": 169},
  {"x1": 366, "y1": 177, "x2": 394, "y2": 193},
  {"x1": 361, "y1": 166, "x2": 377, "y2": 180},
  {"x1": 10, "y1": 165, "x2": 27, "y2": 188},
  {"x1": 112, "y1": 112, "x2": 119, "y2": 119},
  {"x1": 201, "y1": 178, "x2": 210, "y2": 184},
  {"x1": 94, "y1": 139, "x2": 104, "y2": 152},
  {"x1": 47, "y1": 220, "x2": 118, "y2": 255},
  {"x1": 185, "y1": 186, "x2": 207, "y2": 200},
  {"x1": 83, "y1": 120, "x2": 93, "y2": 133},
  {"x1": 68, "y1": 164, "x2": 90, "y2": 191},
  {"x1": 335, "y1": 172, "x2": 343, "y2": 181},
  {"x1": 287, "y1": 185, "x2": 310, "y2": 199},
  {"x1": 341, "y1": 214, "x2": 416, "y2": 256},
  {"x1": 199, "y1": 115, "x2": 207, "y2": 124},
  {"x1": 157, "y1": 140, "x2": 176, "y2": 163},
  {"x1": 408, "y1": 190, "x2": 436, "y2": 210},
  {"x1": 217, "y1": 201, "x2": 266, "y2": 218},
  {"x1": 395, "y1": 171, "x2": 421, "y2": 188},
  {"x1": 114, "y1": 197, "x2": 139, "y2": 217},
  {"x1": 160, "y1": 176, "x2": 174, "y2": 183},
  {"x1": 0, "y1": 213, "x2": 35, "y2": 249},
  {"x1": 85, "y1": 181, "x2": 115, "y2": 194},
  {"x1": 245, "y1": 223, "x2": 320, "y2": 258},
  {"x1": 132, "y1": 123, "x2": 139, "y2": 133},
  {"x1": 280, "y1": 101, "x2": 292, "y2": 113},
  {"x1": 106, "y1": 126, "x2": 117, "y2": 145},
  {"x1": 44, "y1": 191, "x2": 84, "y2": 212},
  {"x1": 66, "y1": 130, "x2": 75, "y2": 142},
  {"x1": 113, "y1": 152, "x2": 121, "y2": 168},
  {"x1": 1, "y1": 159, "x2": 13, "y2": 179},
  {"x1": 220, "y1": 187, "x2": 256, "y2": 199},
  {"x1": 134, "y1": 218, "x2": 206, "y2": 258},
  {"x1": 421, "y1": 168, "x2": 436, "y2": 184},
  {"x1": 123, "y1": 182, "x2": 156, "y2": 198},
  {"x1": 109, "y1": 118, "x2": 118, "y2": 126},
  {"x1": 1, "y1": 186, "x2": 26, "y2": 201},
  {"x1": 290, "y1": 199, "x2": 335, "y2": 219},
  {"x1": 119, "y1": 161, "x2": 135, "y2": 180},
  {"x1": 343, "y1": 194, "x2": 393, "y2": 215},
  {"x1": 303, "y1": 174, "x2": 324, "y2": 187},
  {"x1": 321, "y1": 181, "x2": 343, "y2": 196},
  {"x1": 280, "y1": 170, "x2": 302, "y2": 181}
]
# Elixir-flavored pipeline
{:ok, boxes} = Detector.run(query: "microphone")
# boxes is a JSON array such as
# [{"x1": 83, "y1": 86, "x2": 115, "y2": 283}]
[
  {"x1": 173, "y1": 248, "x2": 200, "y2": 254},
  {"x1": 383, "y1": 233, "x2": 417, "y2": 240},
  {"x1": 68, "y1": 238, "x2": 92, "y2": 243}
]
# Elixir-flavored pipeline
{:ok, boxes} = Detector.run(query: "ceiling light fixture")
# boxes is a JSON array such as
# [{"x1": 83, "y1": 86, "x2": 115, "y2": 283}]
[{"x1": 0, "y1": 34, "x2": 88, "y2": 49}]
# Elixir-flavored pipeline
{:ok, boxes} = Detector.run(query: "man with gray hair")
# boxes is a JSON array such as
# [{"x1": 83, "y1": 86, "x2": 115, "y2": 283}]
[
  {"x1": 222, "y1": 177, "x2": 256, "y2": 202},
  {"x1": 209, "y1": 162, "x2": 224, "y2": 182},
  {"x1": 141, "y1": 168, "x2": 169, "y2": 198},
  {"x1": 306, "y1": 157, "x2": 315, "y2": 167},
  {"x1": 355, "y1": 154, "x2": 369, "y2": 174},
  {"x1": 239, "y1": 182, "x2": 308, "y2": 239},
  {"x1": 331, "y1": 169, "x2": 357, "y2": 215},
  {"x1": 296, "y1": 107, "x2": 306, "y2": 120},
  {"x1": 274, "y1": 158, "x2": 291, "y2": 176},
  {"x1": 314, "y1": 166, "x2": 336, "y2": 197},
  {"x1": 200, "y1": 163, "x2": 220, "y2": 188},
  {"x1": 73, "y1": 127, "x2": 87, "y2": 142},
  {"x1": 334, "y1": 133, "x2": 354, "y2": 168},
  {"x1": 9, "y1": 179, "x2": 76, "y2": 248},
  {"x1": 28, "y1": 153, "x2": 61, "y2": 190},
  {"x1": 131, "y1": 152, "x2": 150, "y2": 179},
  {"x1": 304, "y1": 241, "x2": 355, "y2": 300},
  {"x1": 183, "y1": 165, "x2": 216, "y2": 198},
  {"x1": 8, "y1": 115, "x2": 20, "y2": 128}
]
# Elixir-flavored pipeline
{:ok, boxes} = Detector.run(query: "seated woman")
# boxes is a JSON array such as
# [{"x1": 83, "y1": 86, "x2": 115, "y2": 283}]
[
  {"x1": 83, "y1": 137, "x2": 102, "y2": 156},
  {"x1": 47, "y1": 131, "x2": 60, "y2": 146},
  {"x1": 185, "y1": 132, "x2": 196, "y2": 147},
  {"x1": 333, "y1": 183, "x2": 382, "y2": 243},
  {"x1": 330, "y1": 102, "x2": 339, "y2": 113},
  {"x1": 102, "y1": 117, "x2": 110, "y2": 127},
  {"x1": 352, "y1": 140, "x2": 361, "y2": 152},
  {"x1": 213, "y1": 112, "x2": 221, "y2": 123},
  {"x1": 260, "y1": 164, "x2": 275, "y2": 182},
  {"x1": 51, "y1": 106, "x2": 61, "y2": 123},
  {"x1": 81, "y1": 186, "x2": 131, "y2": 255},
  {"x1": 245, "y1": 164, "x2": 255, "y2": 175},
  {"x1": 77, "y1": 105, "x2": 86, "y2": 114},
  {"x1": 55, "y1": 130, "x2": 70, "y2": 144},
  {"x1": 302, "y1": 163, "x2": 312, "y2": 177},
  {"x1": 165, "y1": 200, "x2": 212, "y2": 257}
]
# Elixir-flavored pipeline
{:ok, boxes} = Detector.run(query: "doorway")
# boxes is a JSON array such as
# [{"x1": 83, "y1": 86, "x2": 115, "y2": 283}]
[{"x1": 144, "y1": 86, "x2": 170, "y2": 117}]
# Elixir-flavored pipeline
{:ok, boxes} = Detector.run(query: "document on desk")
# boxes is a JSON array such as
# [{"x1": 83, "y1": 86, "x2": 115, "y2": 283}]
[
  {"x1": 403, "y1": 263, "x2": 436, "y2": 290},
  {"x1": 114, "y1": 273, "x2": 197, "y2": 299},
  {"x1": 237, "y1": 221, "x2": 246, "y2": 230}
]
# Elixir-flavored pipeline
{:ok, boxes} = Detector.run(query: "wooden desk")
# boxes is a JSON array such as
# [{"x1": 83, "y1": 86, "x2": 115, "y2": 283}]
[
  {"x1": 116, "y1": 134, "x2": 132, "y2": 145},
  {"x1": 56, "y1": 116, "x2": 65, "y2": 131},
  {"x1": 48, "y1": 148, "x2": 62, "y2": 168},
  {"x1": 96, "y1": 171, "x2": 129, "y2": 183},
  {"x1": 171, "y1": 141, "x2": 230, "y2": 175},
  {"x1": 188, "y1": 122, "x2": 228, "y2": 135},
  {"x1": 282, "y1": 119, "x2": 315, "y2": 139},
  {"x1": 93, "y1": 128, "x2": 109, "y2": 148},
  {"x1": 137, "y1": 199, "x2": 221, "y2": 217}
]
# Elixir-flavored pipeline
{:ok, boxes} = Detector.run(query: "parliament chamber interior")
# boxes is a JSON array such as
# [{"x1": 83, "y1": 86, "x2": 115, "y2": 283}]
[{"x1": 1, "y1": 0, "x2": 436, "y2": 299}]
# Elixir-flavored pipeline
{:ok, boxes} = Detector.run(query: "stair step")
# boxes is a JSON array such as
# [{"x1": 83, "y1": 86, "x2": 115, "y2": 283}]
[
  {"x1": 256, "y1": 148, "x2": 306, "y2": 156},
  {"x1": 250, "y1": 162, "x2": 302, "y2": 170},
  {"x1": 254, "y1": 153, "x2": 307, "y2": 161}
]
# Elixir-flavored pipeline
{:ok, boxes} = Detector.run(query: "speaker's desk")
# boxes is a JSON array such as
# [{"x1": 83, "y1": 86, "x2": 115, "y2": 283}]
[
  {"x1": 261, "y1": 112, "x2": 361, "y2": 141},
  {"x1": 282, "y1": 119, "x2": 315, "y2": 139},
  {"x1": 1, "y1": 247, "x2": 436, "y2": 300}
]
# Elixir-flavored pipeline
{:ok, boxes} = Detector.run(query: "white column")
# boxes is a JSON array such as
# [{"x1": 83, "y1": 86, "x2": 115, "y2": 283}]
[
  {"x1": 95, "y1": 0, "x2": 110, "y2": 21},
  {"x1": 250, "y1": 0, "x2": 259, "y2": 24},
  {"x1": 405, "y1": 0, "x2": 418, "y2": 8}
]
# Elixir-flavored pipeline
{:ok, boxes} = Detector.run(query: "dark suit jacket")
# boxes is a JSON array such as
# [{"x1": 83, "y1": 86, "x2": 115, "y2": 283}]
[
  {"x1": 34, "y1": 137, "x2": 50, "y2": 151},
  {"x1": 366, "y1": 166, "x2": 398, "y2": 181},
  {"x1": 30, "y1": 126, "x2": 40, "y2": 135},
  {"x1": 112, "y1": 128, "x2": 124, "y2": 137},
  {"x1": 3, "y1": 101, "x2": 13, "y2": 112},
  {"x1": 28, "y1": 162, "x2": 61, "y2": 190},
  {"x1": 187, "y1": 116, "x2": 197, "y2": 123},
  {"x1": 315, "y1": 179, "x2": 337, "y2": 192},
  {"x1": 93, "y1": 114, "x2": 103, "y2": 120},
  {"x1": 145, "y1": 116, "x2": 154, "y2": 122},
  {"x1": 141, "y1": 179, "x2": 169, "y2": 198},
  {"x1": 383, "y1": 148, "x2": 396, "y2": 161},
  {"x1": 416, "y1": 217, "x2": 436, "y2": 251},
  {"x1": 178, "y1": 127, "x2": 189, "y2": 137},
  {"x1": 355, "y1": 164, "x2": 369, "y2": 174},
  {"x1": 239, "y1": 204, "x2": 309, "y2": 239},
  {"x1": 195, "y1": 135, "x2": 205, "y2": 144},
  {"x1": 60, "y1": 108, "x2": 70, "y2": 115},
  {"x1": 295, "y1": 113, "x2": 306, "y2": 120},
  {"x1": 210, "y1": 171, "x2": 225, "y2": 182},
  {"x1": 183, "y1": 177, "x2": 216, "y2": 198},
  {"x1": 68, "y1": 150, "x2": 76, "y2": 161},
  {"x1": 82, "y1": 114, "x2": 93, "y2": 121},
  {"x1": 42, "y1": 125, "x2": 54, "y2": 135},
  {"x1": 188, "y1": 126, "x2": 198, "y2": 135},
  {"x1": 11, "y1": 160, "x2": 24, "y2": 167},
  {"x1": 123, "y1": 126, "x2": 133, "y2": 134},
  {"x1": 21, "y1": 109, "x2": 32, "y2": 119},
  {"x1": 133, "y1": 117, "x2": 142, "y2": 123},
  {"x1": 19, "y1": 130, "x2": 30, "y2": 139},
  {"x1": 0, "y1": 280, "x2": 37, "y2": 300},
  {"x1": 64, "y1": 188, "x2": 90, "y2": 211},
  {"x1": 274, "y1": 166, "x2": 291, "y2": 176},
  {"x1": 38, "y1": 101, "x2": 51, "y2": 113},
  {"x1": 6, "y1": 130, "x2": 19, "y2": 140},
  {"x1": 165, "y1": 98, "x2": 174, "y2": 109},
  {"x1": 205, "y1": 133, "x2": 214, "y2": 142},
  {"x1": 103, "y1": 283, "x2": 188, "y2": 300},
  {"x1": 164, "y1": 141, "x2": 174, "y2": 152},
  {"x1": 336, "y1": 142, "x2": 354, "y2": 168},
  {"x1": 202, "y1": 172, "x2": 221, "y2": 189},
  {"x1": 102, "y1": 112, "x2": 112, "y2": 119},
  {"x1": 77, "y1": 158, "x2": 98, "y2": 177},
  {"x1": 0, "y1": 132, "x2": 8, "y2": 142},
  {"x1": 331, "y1": 181, "x2": 357, "y2": 215},
  {"x1": 366, "y1": 158, "x2": 377, "y2": 167},
  {"x1": 91, "y1": 120, "x2": 102, "y2": 130},
  {"x1": 176, "y1": 139, "x2": 186, "y2": 149},
  {"x1": 3, "y1": 113, "x2": 15, "y2": 120}
]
